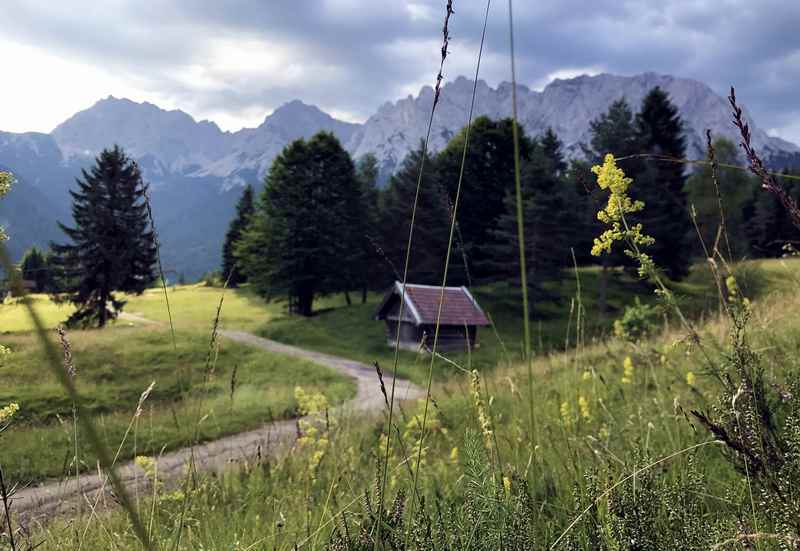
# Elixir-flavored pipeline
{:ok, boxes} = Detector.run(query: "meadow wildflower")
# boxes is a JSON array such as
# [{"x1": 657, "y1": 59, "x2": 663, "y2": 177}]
[
  {"x1": 560, "y1": 401, "x2": 572, "y2": 428},
  {"x1": 582, "y1": 370, "x2": 592, "y2": 381},
  {"x1": 294, "y1": 386, "x2": 332, "y2": 480},
  {"x1": 590, "y1": 154, "x2": 655, "y2": 275},
  {"x1": 686, "y1": 371, "x2": 696, "y2": 386},
  {"x1": 450, "y1": 446, "x2": 459, "y2": 463},
  {"x1": 502, "y1": 476, "x2": 512, "y2": 493},
  {"x1": 621, "y1": 356, "x2": 634, "y2": 384},
  {"x1": 469, "y1": 369, "x2": 493, "y2": 450},
  {"x1": 0, "y1": 402, "x2": 20, "y2": 423},
  {"x1": 578, "y1": 395, "x2": 591, "y2": 420}
]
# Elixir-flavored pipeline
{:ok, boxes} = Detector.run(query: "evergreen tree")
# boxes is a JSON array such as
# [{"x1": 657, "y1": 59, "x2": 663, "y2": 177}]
[
  {"x1": 585, "y1": 99, "x2": 642, "y2": 311},
  {"x1": 52, "y1": 146, "x2": 157, "y2": 327},
  {"x1": 436, "y1": 117, "x2": 533, "y2": 281},
  {"x1": 378, "y1": 142, "x2": 451, "y2": 285},
  {"x1": 236, "y1": 132, "x2": 360, "y2": 316},
  {"x1": 686, "y1": 138, "x2": 757, "y2": 258},
  {"x1": 355, "y1": 154, "x2": 382, "y2": 301},
  {"x1": 221, "y1": 184, "x2": 255, "y2": 287},
  {"x1": 633, "y1": 87, "x2": 692, "y2": 280},
  {"x1": 20, "y1": 247, "x2": 50, "y2": 292},
  {"x1": 745, "y1": 170, "x2": 800, "y2": 257},
  {"x1": 483, "y1": 132, "x2": 572, "y2": 312}
]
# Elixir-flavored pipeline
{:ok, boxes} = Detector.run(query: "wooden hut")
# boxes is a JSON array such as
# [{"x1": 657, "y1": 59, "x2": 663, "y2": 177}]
[{"x1": 374, "y1": 282, "x2": 490, "y2": 352}]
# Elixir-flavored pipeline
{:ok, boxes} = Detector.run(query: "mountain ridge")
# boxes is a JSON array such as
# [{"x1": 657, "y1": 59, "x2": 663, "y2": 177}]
[{"x1": 3, "y1": 71, "x2": 799, "y2": 278}]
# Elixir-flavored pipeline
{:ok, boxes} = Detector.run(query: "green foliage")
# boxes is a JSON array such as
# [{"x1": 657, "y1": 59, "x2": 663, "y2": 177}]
[
  {"x1": 19, "y1": 246, "x2": 54, "y2": 292},
  {"x1": 436, "y1": 117, "x2": 534, "y2": 281},
  {"x1": 483, "y1": 129, "x2": 574, "y2": 310},
  {"x1": 378, "y1": 141, "x2": 451, "y2": 285},
  {"x1": 632, "y1": 87, "x2": 692, "y2": 280},
  {"x1": 237, "y1": 132, "x2": 361, "y2": 316},
  {"x1": 744, "y1": 169, "x2": 800, "y2": 257},
  {"x1": 0, "y1": 171, "x2": 11, "y2": 243},
  {"x1": 221, "y1": 184, "x2": 255, "y2": 287},
  {"x1": 686, "y1": 138, "x2": 758, "y2": 258},
  {"x1": 613, "y1": 297, "x2": 659, "y2": 341},
  {"x1": 51, "y1": 146, "x2": 157, "y2": 327}
]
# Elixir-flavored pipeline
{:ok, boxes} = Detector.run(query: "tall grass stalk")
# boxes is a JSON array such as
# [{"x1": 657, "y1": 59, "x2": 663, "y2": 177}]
[
  {"x1": 374, "y1": 0, "x2": 455, "y2": 541},
  {"x1": 507, "y1": 0, "x2": 537, "y2": 456},
  {"x1": 405, "y1": 1, "x2": 492, "y2": 542},
  {"x1": 0, "y1": 242, "x2": 153, "y2": 550}
]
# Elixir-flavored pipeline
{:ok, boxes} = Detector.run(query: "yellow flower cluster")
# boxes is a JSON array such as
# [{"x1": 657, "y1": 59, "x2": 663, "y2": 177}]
[
  {"x1": 0, "y1": 172, "x2": 12, "y2": 242},
  {"x1": 560, "y1": 400, "x2": 572, "y2": 428},
  {"x1": 0, "y1": 402, "x2": 19, "y2": 424},
  {"x1": 725, "y1": 275, "x2": 751, "y2": 311},
  {"x1": 135, "y1": 455, "x2": 157, "y2": 479},
  {"x1": 686, "y1": 371, "x2": 696, "y2": 386},
  {"x1": 578, "y1": 396, "x2": 591, "y2": 421},
  {"x1": 294, "y1": 386, "x2": 331, "y2": 479},
  {"x1": 469, "y1": 369, "x2": 493, "y2": 450},
  {"x1": 590, "y1": 155, "x2": 655, "y2": 268},
  {"x1": 621, "y1": 356, "x2": 634, "y2": 384},
  {"x1": 0, "y1": 344, "x2": 10, "y2": 365}
]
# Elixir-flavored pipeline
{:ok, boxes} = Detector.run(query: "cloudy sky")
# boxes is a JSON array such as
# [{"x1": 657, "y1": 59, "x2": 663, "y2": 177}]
[{"x1": 1, "y1": 0, "x2": 799, "y2": 142}]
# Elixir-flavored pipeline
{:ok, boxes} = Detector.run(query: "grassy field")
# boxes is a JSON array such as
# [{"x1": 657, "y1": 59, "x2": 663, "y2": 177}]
[
  {"x1": 29, "y1": 257, "x2": 800, "y2": 549},
  {"x1": 0, "y1": 318, "x2": 355, "y2": 482}
]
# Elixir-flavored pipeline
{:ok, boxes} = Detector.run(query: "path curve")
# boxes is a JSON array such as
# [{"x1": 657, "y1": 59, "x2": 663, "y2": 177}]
[{"x1": 12, "y1": 313, "x2": 423, "y2": 524}]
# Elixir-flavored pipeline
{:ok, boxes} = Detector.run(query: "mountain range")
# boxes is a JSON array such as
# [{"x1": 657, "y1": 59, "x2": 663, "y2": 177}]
[{"x1": 2, "y1": 72, "x2": 799, "y2": 279}]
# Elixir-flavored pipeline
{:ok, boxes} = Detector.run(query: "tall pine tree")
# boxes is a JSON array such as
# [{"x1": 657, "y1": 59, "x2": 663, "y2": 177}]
[
  {"x1": 633, "y1": 87, "x2": 692, "y2": 280},
  {"x1": 745, "y1": 169, "x2": 800, "y2": 257},
  {"x1": 436, "y1": 117, "x2": 533, "y2": 281},
  {"x1": 482, "y1": 131, "x2": 572, "y2": 312},
  {"x1": 20, "y1": 247, "x2": 50, "y2": 292},
  {"x1": 236, "y1": 132, "x2": 360, "y2": 316},
  {"x1": 355, "y1": 154, "x2": 382, "y2": 302},
  {"x1": 378, "y1": 142, "x2": 451, "y2": 285},
  {"x1": 52, "y1": 146, "x2": 156, "y2": 327},
  {"x1": 221, "y1": 184, "x2": 255, "y2": 287}
]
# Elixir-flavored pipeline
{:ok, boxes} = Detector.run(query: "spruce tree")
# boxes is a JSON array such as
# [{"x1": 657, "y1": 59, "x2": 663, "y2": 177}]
[
  {"x1": 20, "y1": 247, "x2": 50, "y2": 292},
  {"x1": 633, "y1": 87, "x2": 692, "y2": 280},
  {"x1": 236, "y1": 132, "x2": 359, "y2": 316},
  {"x1": 221, "y1": 184, "x2": 255, "y2": 287},
  {"x1": 378, "y1": 142, "x2": 451, "y2": 285},
  {"x1": 686, "y1": 138, "x2": 757, "y2": 258},
  {"x1": 355, "y1": 154, "x2": 382, "y2": 301},
  {"x1": 586, "y1": 99, "x2": 643, "y2": 311},
  {"x1": 745, "y1": 170, "x2": 800, "y2": 257},
  {"x1": 436, "y1": 117, "x2": 533, "y2": 281},
  {"x1": 52, "y1": 146, "x2": 156, "y2": 327},
  {"x1": 483, "y1": 132, "x2": 572, "y2": 312}
]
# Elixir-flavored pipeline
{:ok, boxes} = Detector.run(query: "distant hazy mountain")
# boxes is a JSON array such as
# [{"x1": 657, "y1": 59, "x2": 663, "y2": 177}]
[{"x1": 2, "y1": 72, "x2": 799, "y2": 278}]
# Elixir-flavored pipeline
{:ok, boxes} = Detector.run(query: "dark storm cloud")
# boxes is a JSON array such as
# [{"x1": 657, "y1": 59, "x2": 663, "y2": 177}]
[{"x1": 1, "y1": 0, "x2": 798, "y2": 139}]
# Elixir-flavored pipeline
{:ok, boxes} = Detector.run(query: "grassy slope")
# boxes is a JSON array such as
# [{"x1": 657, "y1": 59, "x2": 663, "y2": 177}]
[
  {"x1": 0, "y1": 297, "x2": 356, "y2": 482},
  {"x1": 257, "y1": 264, "x2": 722, "y2": 384},
  {"x1": 41, "y1": 258, "x2": 800, "y2": 549}
]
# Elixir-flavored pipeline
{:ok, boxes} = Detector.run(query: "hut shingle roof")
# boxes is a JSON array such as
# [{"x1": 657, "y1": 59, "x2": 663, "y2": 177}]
[{"x1": 375, "y1": 282, "x2": 490, "y2": 327}]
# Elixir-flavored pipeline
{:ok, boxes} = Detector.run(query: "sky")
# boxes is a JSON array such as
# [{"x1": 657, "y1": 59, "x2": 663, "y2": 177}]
[{"x1": 1, "y1": 0, "x2": 799, "y2": 143}]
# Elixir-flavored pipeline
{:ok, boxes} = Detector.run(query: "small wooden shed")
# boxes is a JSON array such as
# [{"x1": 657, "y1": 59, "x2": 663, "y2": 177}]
[{"x1": 374, "y1": 282, "x2": 490, "y2": 352}]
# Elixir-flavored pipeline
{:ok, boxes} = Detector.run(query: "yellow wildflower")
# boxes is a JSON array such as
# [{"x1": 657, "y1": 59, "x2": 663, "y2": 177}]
[
  {"x1": 560, "y1": 401, "x2": 572, "y2": 428},
  {"x1": 578, "y1": 396, "x2": 591, "y2": 421},
  {"x1": 503, "y1": 476, "x2": 512, "y2": 494},
  {"x1": 582, "y1": 371, "x2": 592, "y2": 381},
  {"x1": 470, "y1": 370, "x2": 493, "y2": 450},
  {"x1": 0, "y1": 402, "x2": 19, "y2": 423},
  {"x1": 590, "y1": 155, "x2": 655, "y2": 274},
  {"x1": 450, "y1": 446, "x2": 459, "y2": 463},
  {"x1": 621, "y1": 356, "x2": 634, "y2": 384},
  {"x1": 686, "y1": 371, "x2": 696, "y2": 386}
]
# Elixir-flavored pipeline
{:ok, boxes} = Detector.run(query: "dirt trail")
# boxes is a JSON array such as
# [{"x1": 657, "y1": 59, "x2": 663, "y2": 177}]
[{"x1": 12, "y1": 313, "x2": 423, "y2": 524}]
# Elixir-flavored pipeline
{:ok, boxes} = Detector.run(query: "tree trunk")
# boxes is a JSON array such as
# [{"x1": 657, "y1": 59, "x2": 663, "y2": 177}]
[
  {"x1": 344, "y1": 290, "x2": 352, "y2": 306},
  {"x1": 298, "y1": 289, "x2": 314, "y2": 317},
  {"x1": 361, "y1": 285, "x2": 368, "y2": 304}
]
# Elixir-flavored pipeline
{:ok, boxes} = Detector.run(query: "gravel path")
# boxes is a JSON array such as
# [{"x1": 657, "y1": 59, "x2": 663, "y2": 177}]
[{"x1": 11, "y1": 313, "x2": 423, "y2": 524}]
